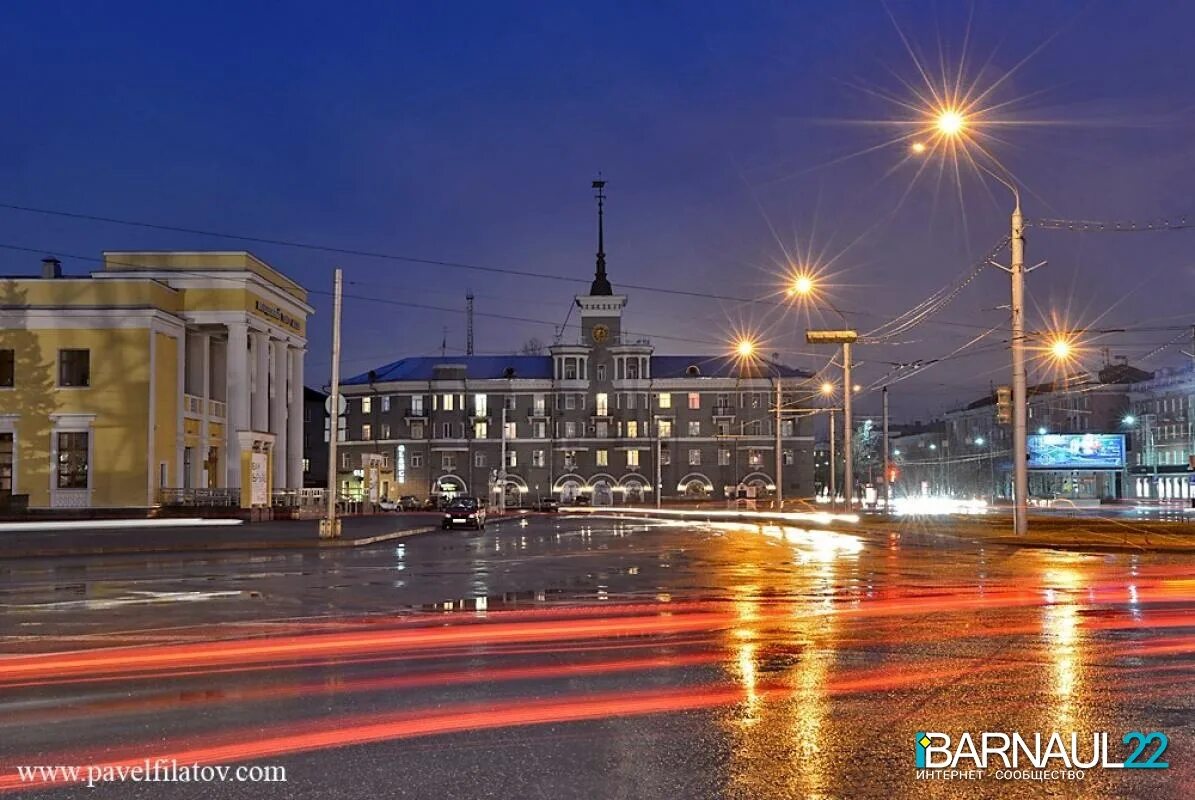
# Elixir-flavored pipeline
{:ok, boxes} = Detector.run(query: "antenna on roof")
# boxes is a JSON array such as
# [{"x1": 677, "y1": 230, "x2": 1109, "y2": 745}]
[
  {"x1": 466, "y1": 291, "x2": 475, "y2": 356},
  {"x1": 441, "y1": 326, "x2": 447, "y2": 358}
]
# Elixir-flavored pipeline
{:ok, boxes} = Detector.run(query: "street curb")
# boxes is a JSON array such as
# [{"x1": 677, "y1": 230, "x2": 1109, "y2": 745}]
[{"x1": 0, "y1": 526, "x2": 438, "y2": 561}]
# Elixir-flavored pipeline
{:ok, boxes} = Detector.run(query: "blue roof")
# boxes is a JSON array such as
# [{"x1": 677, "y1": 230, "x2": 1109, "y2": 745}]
[
  {"x1": 343, "y1": 356, "x2": 553, "y2": 384},
  {"x1": 650, "y1": 355, "x2": 811, "y2": 379},
  {"x1": 346, "y1": 354, "x2": 810, "y2": 384}
]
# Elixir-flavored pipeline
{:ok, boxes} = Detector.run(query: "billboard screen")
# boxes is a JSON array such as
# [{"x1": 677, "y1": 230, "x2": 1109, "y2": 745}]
[{"x1": 1027, "y1": 433, "x2": 1125, "y2": 470}]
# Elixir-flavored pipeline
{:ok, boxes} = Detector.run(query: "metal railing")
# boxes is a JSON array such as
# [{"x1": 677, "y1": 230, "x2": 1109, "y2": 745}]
[{"x1": 158, "y1": 488, "x2": 239, "y2": 507}]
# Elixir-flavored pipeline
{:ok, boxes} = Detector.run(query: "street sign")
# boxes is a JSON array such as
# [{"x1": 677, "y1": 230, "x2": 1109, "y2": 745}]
[
  {"x1": 806, "y1": 329, "x2": 859, "y2": 344},
  {"x1": 324, "y1": 394, "x2": 347, "y2": 416}
]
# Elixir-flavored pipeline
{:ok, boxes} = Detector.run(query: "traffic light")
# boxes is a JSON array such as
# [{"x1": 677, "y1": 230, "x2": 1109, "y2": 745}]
[{"x1": 995, "y1": 385, "x2": 1012, "y2": 424}]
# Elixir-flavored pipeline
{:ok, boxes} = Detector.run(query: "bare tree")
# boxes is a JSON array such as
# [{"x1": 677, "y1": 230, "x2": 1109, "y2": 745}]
[{"x1": 518, "y1": 337, "x2": 546, "y2": 355}]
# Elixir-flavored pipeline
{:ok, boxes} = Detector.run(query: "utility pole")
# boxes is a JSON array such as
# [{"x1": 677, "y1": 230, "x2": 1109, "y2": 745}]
[
  {"x1": 774, "y1": 376, "x2": 783, "y2": 509},
  {"x1": 882, "y1": 386, "x2": 890, "y2": 511},
  {"x1": 499, "y1": 405, "x2": 507, "y2": 514},
  {"x1": 1010, "y1": 202, "x2": 1029, "y2": 535},
  {"x1": 320, "y1": 268, "x2": 343, "y2": 539},
  {"x1": 829, "y1": 410, "x2": 837, "y2": 509},
  {"x1": 655, "y1": 422, "x2": 662, "y2": 509},
  {"x1": 843, "y1": 341, "x2": 854, "y2": 508},
  {"x1": 466, "y1": 292, "x2": 475, "y2": 356}
]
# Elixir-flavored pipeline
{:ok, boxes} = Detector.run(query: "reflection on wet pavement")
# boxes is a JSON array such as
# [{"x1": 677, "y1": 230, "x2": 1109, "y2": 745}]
[{"x1": 0, "y1": 514, "x2": 1191, "y2": 798}]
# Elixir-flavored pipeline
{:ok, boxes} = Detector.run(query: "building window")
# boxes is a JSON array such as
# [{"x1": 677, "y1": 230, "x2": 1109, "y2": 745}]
[
  {"x1": 717, "y1": 421, "x2": 730, "y2": 436},
  {"x1": 506, "y1": 450, "x2": 517, "y2": 468},
  {"x1": 474, "y1": 421, "x2": 488, "y2": 439},
  {"x1": 688, "y1": 392, "x2": 700, "y2": 410},
  {"x1": 658, "y1": 392, "x2": 671, "y2": 409},
  {"x1": 474, "y1": 394, "x2": 487, "y2": 417},
  {"x1": 781, "y1": 419, "x2": 794, "y2": 437},
  {"x1": 474, "y1": 451, "x2": 487, "y2": 468},
  {"x1": 563, "y1": 450, "x2": 577, "y2": 469},
  {"x1": 747, "y1": 420, "x2": 761, "y2": 435},
  {"x1": 381, "y1": 395, "x2": 391, "y2": 413},
  {"x1": 596, "y1": 449, "x2": 608, "y2": 466},
  {"x1": 533, "y1": 421, "x2": 547, "y2": 438},
  {"x1": 504, "y1": 421, "x2": 517, "y2": 439},
  {"x1": 625, "y1": 393, "x2": 636, "y2": 410},
  {"x1": 411, "y1": 423, "x2": 424, "y2": 439},
  {"x1": 627, "y1": 360, "x2": 639, "y2": 380},
  {"x1": 596, "y1": 421, "x2": 608, "y2": 438},
  {"x1": 411, "y1": 395, "x2": 424, "y2": 415},
  {"x1": 565, "y1": 394, "x2": 576, "y2": 410},
  {"x1": 341, "y1": 452, "x2": 351, "y2": 469},
  {"x1": 361, "y1": 423, "x2": 372, "y2": 440},
  {"x1": 58, "y1": 349, "x2": 90, "y2": 387},
  {"x1": 532, "y1": 449, "x2": 545, "y2": 467},
  {"x1": 0, "y1": 350, "x2": 12, "y2": 387},
  {"x1": 660, "y1": 448, "x2": 671, "y2": 465},
  {"x1": 505, "y1": 394, "x2": 516, "y2": 411},
  {"x1": 533, "y1": 394, "x2": 546, "y2": 415},
  {"x1": 595, "y1": 393, "x2": 608, "y2": 416},
  {"x1": 627, "y1": 421, "x2": 639, "y2": 438},
  {"x1": 596, "y1": 364, "x2": 606, "y2": 381},
  {"x1": 748, "y1": 449, "x2": 763, "y2": 467},
  {"x1": 441, "y1": 423, "x2": 452, "y2": 438},
  {"x1": 565, "y1": 361, "x2": 578, "y2": 380},
  {"x1": 381, "y1": 423, "x2": 391, "y2": 439},
  {"x1": 361, "y1": 396, "x2": 372, "y2": 414},
  {"x1": 302, "y1": 457, "x2": 310, "y2": 473},
  {"x1": 442, "y1": 393, "x2": 455, "y2": 412},
  {"x1": 658, "y1": 419, "x2": 672, "y2": 438},
  {"x1": 564, "y1": 421, "x2": 577, "y2": 438},
  {"x1": 627, "y1": 450, "x2": 640, "y2": 467},
  {"x1": 688, "y1": 448, "x2": 701, "y2": 466},
  {"x1": 783, "y1": 449, "x2": 794, "y2": 466},
  {"x1": 411, "y1": 453, "x2": 424, "y2": 468},
  {"x1": 442, "y1": 453, "x2": 456, "y2": 470},
  {"x1": 718, "y1": 448, "x2": 731, "y2": 466},
  {"x1": 0, "y1": 432, "x2": 12, "y2": 491},
  {"x1": 688, "y1": 421, "x2": 700, "y2": 436},
  {"x1": 57, "y1": 431, "x2": 89, "y2": 489}
]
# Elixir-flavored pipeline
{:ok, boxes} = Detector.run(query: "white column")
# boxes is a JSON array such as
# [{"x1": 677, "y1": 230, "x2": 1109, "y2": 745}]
[
  {"x1": 198, "y1": 333, "x2": 211, "y2": 487},
  {"x1": 175, "y1": 331, "x2": 186, "y2": 489},
  {"x1": 226, "y1": 322, "x2": 250, "y2": 489},
  {"x1": 288, "y1": 345, "x2": 305, "y2": 489},
  {"x1": 270, "y1": 338, "x2": 288, "y2": 489},
  {"x1": 251, "y1": 328, "x2": 269, "y2": 432}
]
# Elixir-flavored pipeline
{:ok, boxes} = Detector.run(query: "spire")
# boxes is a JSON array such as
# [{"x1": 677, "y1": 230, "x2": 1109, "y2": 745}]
[{"x1": 590, "y1": 177, "x2": 612, "y2": 295}]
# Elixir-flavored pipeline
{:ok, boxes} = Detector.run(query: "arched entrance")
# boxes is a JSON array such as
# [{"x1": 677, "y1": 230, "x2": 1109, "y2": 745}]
[
  {"x1": 620, "y1": 475, "x2": 647, "y2": 505},
  {"x1": 677, "y1": 472, "x2": 713, "y2": 499},
  {"x1": 554, "y1": 474, "x2": 585, "y2": 503},
  {"x1": 433, "y1": 475, "x2": 467, "y2": 504}
]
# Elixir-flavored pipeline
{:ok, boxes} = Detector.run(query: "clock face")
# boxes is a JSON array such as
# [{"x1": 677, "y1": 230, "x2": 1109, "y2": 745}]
[{"x1": 592, "y1": 324, "x2": 609, "y2": 343}]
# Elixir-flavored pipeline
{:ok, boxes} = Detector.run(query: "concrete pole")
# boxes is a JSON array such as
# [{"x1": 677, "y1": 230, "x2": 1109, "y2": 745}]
[
  {"x1": 842, "y1": 342, "x2": 854, "y2": 508},
  {"x1": 321, "y1": 268, "x2": 343, "y2": 539},
  {"x1": 774, "y1": 377, "x2": 783, "y2": 509},
  {"x1": 829, "y1": 410, "x2": 836, "y2": 509},
  {"x1": 499, "y1": 406, "x2": 507, "y2": 514},
  {"x1": 882, "y1": 385, "x2": 890, "y2": 511},
  {"x1": 655, "y1": 422, "x2": 662, "y2": 509},
  {"x1": 1010, "y1": 203, "x2": 1029, "y2": 535}
]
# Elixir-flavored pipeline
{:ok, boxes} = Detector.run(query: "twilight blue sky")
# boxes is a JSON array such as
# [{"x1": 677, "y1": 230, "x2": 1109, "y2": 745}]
[{"x1": 2, "y1": 1, "x2": 1193, "y2": 419}]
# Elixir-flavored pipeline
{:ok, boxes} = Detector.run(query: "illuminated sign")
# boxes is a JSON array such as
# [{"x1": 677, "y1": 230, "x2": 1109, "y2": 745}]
[
  {"x1": 254, "y1": 300, "x2": 301, "y2": 331},
  {"x1": 1027, "y1": 433, "x2": 1125, "y2": 470},
  {"x1": 396, "y1": 445, "x2": 406, "y2": 484}
]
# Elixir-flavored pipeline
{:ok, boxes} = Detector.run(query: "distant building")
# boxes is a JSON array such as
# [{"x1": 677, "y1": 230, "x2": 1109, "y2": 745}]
[
  {"x1": 303, "y1": 386, "x2": 329, "y2": 488},
  {"x1": 0, "y1": 252, "x2": 311, "y2": 509},
  {"x1": 330, "y1": 185, "x2": 816, "y2": 506},
  {"x1": 1126, "y1": 364, "x2": 1195, "y2": 500}
]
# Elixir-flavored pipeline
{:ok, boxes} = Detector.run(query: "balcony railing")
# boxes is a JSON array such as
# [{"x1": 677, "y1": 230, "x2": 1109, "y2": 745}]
[
  {"x1": 405, "y1": 409, "x2": 427, "y2": 419},
  {"x1": 208, "y1": 399, "x2": 226, "y2": 419},
  {"x1": 183, "y1": 395, "x2": 227, "y2": 419}
]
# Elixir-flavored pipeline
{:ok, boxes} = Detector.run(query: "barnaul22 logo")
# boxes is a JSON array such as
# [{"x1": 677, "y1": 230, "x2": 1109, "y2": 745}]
[{"x1": 915, "y1": 730, "x2": 1169, "y2": 779}]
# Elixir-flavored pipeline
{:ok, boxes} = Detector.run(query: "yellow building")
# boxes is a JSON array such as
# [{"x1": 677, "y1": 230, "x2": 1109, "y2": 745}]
[{"x1": 0, "y1": 252, "x2": 311, "y2": 510}]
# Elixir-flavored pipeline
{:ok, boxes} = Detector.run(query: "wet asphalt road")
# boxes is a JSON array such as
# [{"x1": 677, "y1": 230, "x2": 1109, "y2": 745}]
[{"x1": 0, "y1": 513, "x2": 1192, "y2": 799}]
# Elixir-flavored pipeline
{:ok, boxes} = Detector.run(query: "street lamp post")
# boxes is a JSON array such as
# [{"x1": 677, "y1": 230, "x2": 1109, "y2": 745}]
[
  {"x1": 807, "y1": 330, "x2": 859, "y2": 507},
  {"x1": 1009, "y1": 196, "x2": 1029, "y2": 535}
]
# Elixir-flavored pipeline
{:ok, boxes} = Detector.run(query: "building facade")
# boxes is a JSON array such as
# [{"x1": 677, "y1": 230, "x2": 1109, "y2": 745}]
[
  {"x1": 1126, "y1": 364, "x2": 1195, "y2": 500},
  {"x1": 332, "y1": 205, "x2": 816, "y2": 506},
  {"x1": 0, "y1": 252, "x2": 311, "y2": 509}
]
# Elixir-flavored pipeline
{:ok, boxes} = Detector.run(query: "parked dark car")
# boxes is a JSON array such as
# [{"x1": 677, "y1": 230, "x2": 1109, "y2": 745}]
[
  {"x1": 399, "y1": 495, "x2": 421, "y2": 511},
  {"x1": 571, "y1": 495, "x2": 591, "y2": 506},
  {"x1": 442, "y1": 497, "x2": 486, "y2": 530},
  {"x1": 536, "y1": 498, "x2": 559, "y2": 512}
]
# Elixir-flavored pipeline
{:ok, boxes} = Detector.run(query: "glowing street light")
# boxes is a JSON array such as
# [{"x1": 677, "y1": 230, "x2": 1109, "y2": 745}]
[
  {"x1": 735, "y1": 338, "x2": 756, "y2": 359},
  {"x1": 1049, "y1": 336, "x2": 1074, "y2": 362},
  {"x1": 909, "y1": 141, "x2": 927, "y2": 154},
  {"x1": 935, "y1": 108, "x2": 965, "y2": 137},
  {"x1": 820, "y1": 381, "x2": 835, "y2": 396},
  {"x1": 788, "y1": 273, "x2": 815, "y2": 297},
  {"x1": 1123, "y1": 415, "x2": 1137, "y2": 426}
]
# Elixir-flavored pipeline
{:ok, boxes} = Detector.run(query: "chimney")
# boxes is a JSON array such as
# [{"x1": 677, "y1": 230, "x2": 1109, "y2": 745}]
[{"x1": 41, "y1": 257, "x2": 62, "y2": 279}]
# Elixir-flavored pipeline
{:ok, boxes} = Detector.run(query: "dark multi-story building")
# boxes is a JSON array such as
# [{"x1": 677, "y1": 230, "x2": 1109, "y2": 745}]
[
  {"x1": 302, "y1": 386, "x2": 329, "y2": 488},
  {"x1": 330, "y1": 194, "x2": 816, "y2": 506}
]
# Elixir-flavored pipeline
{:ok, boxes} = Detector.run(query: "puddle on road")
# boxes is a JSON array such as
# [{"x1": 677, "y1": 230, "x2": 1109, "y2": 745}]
[{"x1": 0, "y1": 590, "x2": 259, "y2": 612}]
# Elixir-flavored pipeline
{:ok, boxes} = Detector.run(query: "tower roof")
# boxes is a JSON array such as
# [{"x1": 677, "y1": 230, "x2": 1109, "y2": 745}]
[{"x1": 590, "y1": 178, "x2": 612, "y2": 295}]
